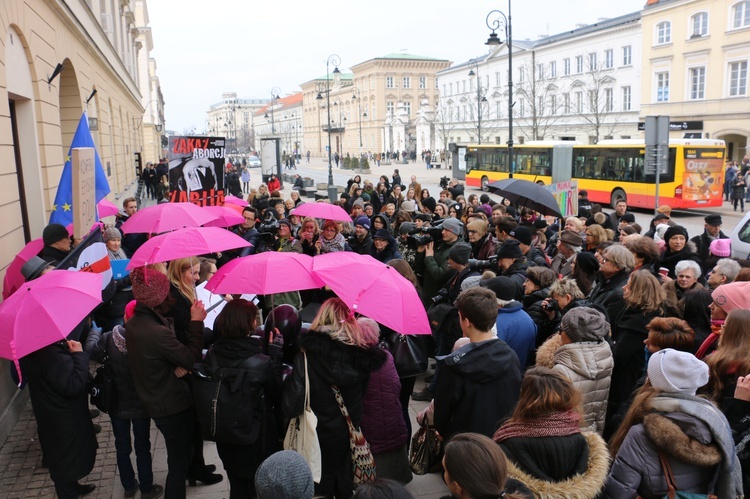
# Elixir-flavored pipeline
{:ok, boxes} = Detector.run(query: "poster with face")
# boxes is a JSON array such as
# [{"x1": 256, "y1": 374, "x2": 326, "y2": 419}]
[{"x1": 168, "y1": 136, "x2": 226, "y2": 206}]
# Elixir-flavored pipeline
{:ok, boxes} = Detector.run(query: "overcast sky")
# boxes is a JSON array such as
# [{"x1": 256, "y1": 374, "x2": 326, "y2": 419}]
[{"x1": 147, "y1": 0, "x2": 646, "y2": 133}]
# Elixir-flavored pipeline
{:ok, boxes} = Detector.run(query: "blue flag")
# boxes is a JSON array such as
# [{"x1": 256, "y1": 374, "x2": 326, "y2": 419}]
[{"x1": 49, "y1": 112, "x2": 111, "y2": 225}]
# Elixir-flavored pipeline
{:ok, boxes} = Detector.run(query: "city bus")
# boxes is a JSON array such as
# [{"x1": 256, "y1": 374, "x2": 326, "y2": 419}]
[{"x1": 464, "y1": 139, "x2": 726, "y2": 209}]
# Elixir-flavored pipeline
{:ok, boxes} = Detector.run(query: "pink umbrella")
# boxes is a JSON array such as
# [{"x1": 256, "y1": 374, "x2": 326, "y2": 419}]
[
  {"x1": 97, "y1": 198, "x2": 119, "y2": 218},
  {"x1": 203, "y1": 206, "x2": 245, "y2": 228},
  {"x1": 224, "y1": 195, "x2": 249, "y2": 207},
  {"x1": 127, "y1": 226, "x2": 250, "y2": 269},
  {"x1": 291, "y1": 203, "x2": 352, "y2": 222},
  {"x1": 206, "y1": 252, "x2": 323, "y2": 295},
  {"x1": 120, "y1": 202, "x2": 219, "y2": 234},
  {"x1": 0, "y1": 271, "x2": 103, "y2": 384},
  {"x1": 311, "y1": 253, "x2": 430, "y2": 335},
  {"x1": 2, "y1": 225, "x2": 76, "y2": 300}
]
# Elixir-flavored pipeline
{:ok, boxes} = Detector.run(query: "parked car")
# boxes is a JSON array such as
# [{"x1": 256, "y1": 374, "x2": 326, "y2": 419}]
[
  {"x1": 247, "y1": 156, "x2": 261, "y2": 168},
  {"x1": 730, "y1": 211, "x2": 750, "y2": 259}
]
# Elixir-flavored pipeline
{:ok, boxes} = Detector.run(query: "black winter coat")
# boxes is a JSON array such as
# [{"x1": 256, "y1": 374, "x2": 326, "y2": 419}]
[
  {"x1": 282, "y1": 332, "x2": 386, "y2": 495},
  {"x1": 589, "y1": 270, "x2": 629, "y2": 326},
  {"x1": 659, "y1": 245, "x2": 702, "y2": 279},
  {"x1": 502, "y1": 260, "x2": 529, "y2": 302},
  {"x1": 501, "y1": 434, "x2": 589, "y2": 482},
  {"x1": 21, "y1": 342, "x2": 97, "y2": 483},
  {"x1": 86, "y1": 325, "x2": 148, "y2": 420},
  {"x1": 434, "y1": 338, "x2": 522, "y2": 440},
  {"x1": 349, "y1": 232, "x2": 373, "y2": 255},
  {"x1": 523, "y1": 288, "x2": 552, "y2": 342}
]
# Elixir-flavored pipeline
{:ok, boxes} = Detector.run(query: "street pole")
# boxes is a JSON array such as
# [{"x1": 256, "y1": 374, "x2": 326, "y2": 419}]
[
  {"x1": 486, "y1": 1, "x2": 514, "y2": 176},
  {"x1": 316, "y1": 55, "x2": 341, "y2": 201}
]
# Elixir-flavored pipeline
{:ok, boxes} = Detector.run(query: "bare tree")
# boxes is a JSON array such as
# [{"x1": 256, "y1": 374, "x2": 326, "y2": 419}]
[
  {"x1": 577, "y1": 60, "x2": 621, "y2": 143},
  {"x1": 514, "y1": 61, "x2": 562, "y2": 141},
  {"x1": 433, "y1": 102, "x2": 459, "y2": 151}
]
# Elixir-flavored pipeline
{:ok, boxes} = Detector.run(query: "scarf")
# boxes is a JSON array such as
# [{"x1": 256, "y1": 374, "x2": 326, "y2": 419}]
[
  {"x1": 320, "y1": 233, "x2": 346, "y2": 253},
  {"x1": 108, "y1": 248, "x2": 128, "y2": 260},
  {"x1": 492, "y1": 409, "x2": 581, "y2": 443},
  {"x1": 696, "y1": 320, "x2": 724, "y2": 360},
  {"x1": 650, "y1": 393, "x2": 744, "y2": 498}
]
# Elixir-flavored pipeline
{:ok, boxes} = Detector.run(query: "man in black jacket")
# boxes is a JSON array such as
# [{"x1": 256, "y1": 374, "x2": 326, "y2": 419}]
[
  {"x1": 589, "y1": 244, "x2": 633, "y2": 323},
  {"x1": 690, "y1": 214, "x2": 728, "y2": 273},
  {"x1": 349, "y1": 216, "x2": 373, "y2": 255}
]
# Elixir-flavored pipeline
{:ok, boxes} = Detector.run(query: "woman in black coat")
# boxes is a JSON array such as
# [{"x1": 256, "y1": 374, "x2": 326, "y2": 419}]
[
  {"x1": 204, "y1": 299, "x2": 284, "y2": 499},
  {"x1": 282, "y1": 298, "x2": 385, "y2": 498},
  {"x1": 21, "y1": 340, "x2": 97, "y2": 498},
  {"x1": 658, "y1": 225, "x2": 702, "y2": 279}
]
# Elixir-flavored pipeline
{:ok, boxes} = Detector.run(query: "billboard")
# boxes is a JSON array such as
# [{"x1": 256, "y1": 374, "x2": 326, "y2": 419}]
[{"x1": 167, "y1": 136, "x2": 226, "y2": 206}]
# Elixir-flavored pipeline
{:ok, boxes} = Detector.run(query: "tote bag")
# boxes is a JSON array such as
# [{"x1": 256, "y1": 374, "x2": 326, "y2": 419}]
[{"x1": 283, "y1": 353, "x2": 322, "y2": 482}]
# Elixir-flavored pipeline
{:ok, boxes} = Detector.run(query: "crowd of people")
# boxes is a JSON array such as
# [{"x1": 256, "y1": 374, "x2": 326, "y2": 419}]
[{"x1": 13, "y1": 165, "x2": 750, "y2": 499}]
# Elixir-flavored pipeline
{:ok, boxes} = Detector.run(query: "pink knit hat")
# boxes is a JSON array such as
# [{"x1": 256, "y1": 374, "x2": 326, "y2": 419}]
[
  {"x1": 709, "y1": 238, "x2": 731, "y2": 258},
  {"x1": 131, "y1": 267, "x2": 170, "y2": 308},
  {"x1": 711, "y1": 281, "x2": 750, "y2": 313}
]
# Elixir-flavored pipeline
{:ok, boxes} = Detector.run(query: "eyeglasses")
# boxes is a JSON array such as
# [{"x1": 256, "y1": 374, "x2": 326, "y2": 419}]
[{"x1": 467, "y1": 230, "x2": 478, "y2": 235}]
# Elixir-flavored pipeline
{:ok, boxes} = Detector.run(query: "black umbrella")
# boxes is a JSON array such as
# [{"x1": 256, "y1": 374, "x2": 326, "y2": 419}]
[{"x1": 487, "y1": 178, "x2": 563, "y2": 219}]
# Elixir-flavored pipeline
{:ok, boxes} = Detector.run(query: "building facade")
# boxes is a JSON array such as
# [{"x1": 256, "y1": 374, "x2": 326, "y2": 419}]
[
  {"x1": 436, "y1": 13, "x2": 643, "y2": 148},
  {"x1": 300, "y1": 54, "x2": 451, "y2": 160},
  {"x1": 207, "y1": 93, "x2": 269, "y2": 155},
  {"x1": 253, "y1": 92, "x2": 304, "y2": 157},
  {"x1": 0, "y1": 0, "x2": 163, "y2": 444},
  {"x1": 640, "y1": 0, "x2": 750, "y2": 161}
]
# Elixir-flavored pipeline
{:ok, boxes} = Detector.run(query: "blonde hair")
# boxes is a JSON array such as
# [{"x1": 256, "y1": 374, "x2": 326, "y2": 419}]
[
  {"x1": 310, "y1": 297, "x2": 365, "y2": 347},
  {"x1": 167, "y1": 257, "x2": 198, "y2": 303},
  {"x1": 625, "y1": 270, "x2": 665, "y2": 313}
]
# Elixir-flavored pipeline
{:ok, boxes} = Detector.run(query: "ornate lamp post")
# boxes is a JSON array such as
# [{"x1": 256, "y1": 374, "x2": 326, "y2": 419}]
[
  {"x1": 468, "y1": 59, "x2": 488, "y2": 145},
  {"x1": 486, "y1": 3, "x2": 514, "y2": 175},
  {"x1": 352, "y1": 86, "x2": 368, "y2": 173},
  {"x1": 315, "y1": 54, "x2": 341, "y2": 201},
  {"x1": 265, "y1": 87, "x2": 281, "y2": 135}
]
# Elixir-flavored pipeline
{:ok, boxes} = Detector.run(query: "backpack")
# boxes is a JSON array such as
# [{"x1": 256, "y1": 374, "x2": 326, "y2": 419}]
[
  {"x1": 90, "y1": 335, "x2": 118, "y2": 413},
  {"x1": 191, "y1": 356, "x2": 264, "y2": 445}
]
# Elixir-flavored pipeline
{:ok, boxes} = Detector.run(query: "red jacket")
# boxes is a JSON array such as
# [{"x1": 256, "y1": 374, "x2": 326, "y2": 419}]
[{"x1": 267, "y1": 177, "x2": 281, "y2": 193}]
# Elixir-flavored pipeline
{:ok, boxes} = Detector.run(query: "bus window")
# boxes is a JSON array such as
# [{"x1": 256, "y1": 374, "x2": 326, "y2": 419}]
[{"x1": 466, "y1": 152, "x2": 477, "y2": 172}]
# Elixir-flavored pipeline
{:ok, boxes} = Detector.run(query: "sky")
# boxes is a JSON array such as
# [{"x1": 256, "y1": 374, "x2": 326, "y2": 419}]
[{"x1": 147, "y1": 0, "x2": 647, "y2": 134}]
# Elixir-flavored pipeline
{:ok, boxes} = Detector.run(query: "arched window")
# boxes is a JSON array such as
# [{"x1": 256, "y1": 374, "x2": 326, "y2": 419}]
[
  {"x1": 733, "y1": 1, "x2": 750, "y2": 28},
  {"x1": 656, "y1": 21, "x2": 672, "y2": 44},
  {"x1": 690, "y1": 12, "x2": 709, "y2": 36}
]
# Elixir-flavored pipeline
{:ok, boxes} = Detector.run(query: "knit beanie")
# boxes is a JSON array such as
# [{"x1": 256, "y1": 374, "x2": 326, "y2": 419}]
[
  {"x1": 711, "y1": 281, "x2": 750, "y2": 314},
  {"x1": 103, "y1": 227, "x2": 122, "y2": 242},
  {"x1": 421, "y1": 197, "x2": 437, "y2": 213},
  {"x1": 709, "y1": 238, "x2": 731, "y2": 258},
  {"x1": 130, "y1": 266, "x2": 170, "y2": 308},
  {"x1": 481, "y1": 276, "x2": 517, "y2": 301},
  {"x1": 399, "y1": 222, "x2": 416, "y2": 236},
  {"x1": 255, "y1": 450, "x2": 314, "y2": 499},
  {"x1": 352, "y1": 198, "x2": 365, "y2": 209},
  {"x1": 42, "y1": 223, "x2": 69, "y2": 246},
  {"x1": 561, "y1": 307, "x2": 609, "y2": 342},
  {"x1": 354, "y1": 216, "x2": 371, "y2": 230},
  {"x1": 663, "y1": 225, "x2": 689, "y2": 245},
  {"x1": 373, "y1": 229, "x2": 392, "y2": 241},
  {"x1": 449, "y1": 242, "x2": 472, "y2": 265},
  {"x1": 509, "y1": 226, "x2": 532, "y2": 246},
  {"x1": 401, "y1": 200, "x2": 417, "y2": 213},
  {"x1": 442, "y1": 217, "x2": 464, "y2": 237},
  {"x1": 574, "y1": 252, "x2": 600, "y2": 274},
  {"x1": 496, "y1": 239, "x2": 523, "y2": 259},
  {"x1": 647, "y1": 348, "x2": 708, "y2": 395}
]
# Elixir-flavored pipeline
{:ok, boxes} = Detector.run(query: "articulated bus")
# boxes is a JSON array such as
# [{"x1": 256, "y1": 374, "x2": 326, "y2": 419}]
[{"x1": 464, "y1": 139, "x2": 726, "y2": 210}]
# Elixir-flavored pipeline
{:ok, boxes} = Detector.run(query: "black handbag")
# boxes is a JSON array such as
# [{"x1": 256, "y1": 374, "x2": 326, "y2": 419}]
[
  {"x1": 90, "y1": 336, "x2": 118, "y2": 413},
  {"x1": 382, "y1": 332, "x2": 428, "y2": 377}
]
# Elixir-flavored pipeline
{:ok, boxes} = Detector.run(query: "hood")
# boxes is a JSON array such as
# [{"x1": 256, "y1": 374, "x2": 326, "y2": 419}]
[
  {"x1": 554, "y1": 341, "x2": 613, "y2": 381},
  {"x1": 444, "y1": 338, "x2": 518, "y2": 383},
  {"x1": 299, "y1": 331, "x2": 386, "y2": 388},
  {"x1": 371, "y1": 214, "x2": 391, "y2": 232},
  {"x1": 211, "y1": 336, "x2": 264, "y2": 361},
  {"x1": 644, "y1": 412, "x2": 722, "y2": 468}
]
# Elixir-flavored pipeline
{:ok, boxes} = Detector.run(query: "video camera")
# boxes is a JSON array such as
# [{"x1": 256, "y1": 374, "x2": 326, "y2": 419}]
[
  {"x1": 439, "y1": 176, "x2": 451, "y2": 190},
  {"x1": 467, "y1": 255, "x2": 499, "y2": 272},
  {"x1": 406, "y1": 222, "x2": 445, "y2": 251},
  {"x1": 257, "y1": 212, "x2": 280, "y2": 244}
]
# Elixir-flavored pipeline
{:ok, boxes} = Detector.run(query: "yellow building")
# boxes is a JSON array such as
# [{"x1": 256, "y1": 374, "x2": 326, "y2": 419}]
[
  {"x1": 640, "y1": 0, "x2": 750, "y2": 160},
  {"x1": 0, "y1": 0, "x2": 163, "y2": 442},
  {"x1": 301, "y1": 54, "x2": 451, "y2": 159}
]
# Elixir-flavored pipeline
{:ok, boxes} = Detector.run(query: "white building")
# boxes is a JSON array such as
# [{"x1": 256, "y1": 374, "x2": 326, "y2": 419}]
[
  {"x1": 253, "y1": 92, "x2": 304, "y2": 157},
  {"x1": 207, "y1": 93, "x2": 269, "y2": 155},
  {"x1": 436, "y1": 12, "x2": 643, "y2": 147}
]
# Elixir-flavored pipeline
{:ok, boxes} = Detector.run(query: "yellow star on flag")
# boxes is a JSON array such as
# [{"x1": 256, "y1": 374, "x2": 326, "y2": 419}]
[
  {"x1": 52, "y1": 204, "x2": 57, "y2": 211},
  {"x1": 66, "y1": 155, "x2": 71, "y2": 163},
  {"x1": 62, "y1": 203, "x2": 72, "y2": 212}
]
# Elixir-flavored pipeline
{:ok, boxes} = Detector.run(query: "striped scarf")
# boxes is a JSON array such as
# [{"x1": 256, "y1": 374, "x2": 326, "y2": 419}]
[{"x1": 493, "y1": 409, "x2": 581, "y2": 443}]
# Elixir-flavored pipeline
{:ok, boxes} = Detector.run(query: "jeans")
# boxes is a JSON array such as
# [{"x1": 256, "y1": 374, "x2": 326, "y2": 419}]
[
  {"x1": 111, "y1": 416, "x2": 153, "y2": 493},
  {"x1": 153, "y1": 408, "x2": 195, "y2": 499}
]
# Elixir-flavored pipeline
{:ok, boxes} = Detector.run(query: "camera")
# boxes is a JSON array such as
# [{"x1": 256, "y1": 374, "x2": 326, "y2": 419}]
[
  {"x1": 406, "y1": 223, "x2": 445, "y2": 251},
  {"x1": 431, "y1": 288, "x2": 449, "y2": 305},
  {"x1": 439, "y1": 176, "x2": 451, "y2": 190},
  {"x1": 467, "y1": 255, "x2": 499, "y2": 272},
  {"x1": 257, "y1": 214, "x2": 280, "y2": 245},
  {"x1": 542, "y1": 300, "x2": 559, "y2": 312}
]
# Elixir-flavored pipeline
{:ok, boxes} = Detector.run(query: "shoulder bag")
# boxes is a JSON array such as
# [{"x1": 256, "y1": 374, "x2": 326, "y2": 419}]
[
  {"x1": 90, "y1": 334, "x2": 118, "y2": 414},
  {"x1": 283, "y1": 353, "x2": 322, "y2": 482},
  {"x1": 331, "y1": 385, "x2": 377, "y2": 485},
  {"x1": 381, "y1": 332, "x2": 428, "y2": 377},
  {"x1": 657, "y1": 450, "x2": 717, "y2": 499}
]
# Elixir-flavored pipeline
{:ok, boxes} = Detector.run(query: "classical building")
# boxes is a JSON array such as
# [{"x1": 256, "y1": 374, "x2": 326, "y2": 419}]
[
  {"x1": 300, "y1": 53, "x2": 451, "y2": 160},
  {"x1": 436, "y1": 12, "x2": 643, "y2": 148},
  {"x1": 253, "y1": 92, "x2": 304, "y2": 157},
  {"x1": 640, "y1": 0, "x2": 750, "y2": 160},
  {"x1": 0, "y1": 0, "x2": 163, "y2": 444},
  {"x1": 207, "y1": 93, "x2": 269, "y2": 155}
]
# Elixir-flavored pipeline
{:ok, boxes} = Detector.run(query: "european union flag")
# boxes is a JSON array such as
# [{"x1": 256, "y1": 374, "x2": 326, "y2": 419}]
[{"x1": 49, "y1": 112, "x2": 111, "y2": 225}]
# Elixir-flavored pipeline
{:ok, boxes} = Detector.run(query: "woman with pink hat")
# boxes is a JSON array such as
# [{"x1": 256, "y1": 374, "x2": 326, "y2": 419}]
[{"x1": 696, "y1": 280, "x2": 750, "y2": 359}]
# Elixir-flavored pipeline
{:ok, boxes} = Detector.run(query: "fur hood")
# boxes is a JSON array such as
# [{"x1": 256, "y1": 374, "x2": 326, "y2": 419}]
[
  {"x1": 506, "y1": 432, "x2": 610, "y2": 499},
  {"x1": 536, "y1": 333, "x2": 563, "y2": 369},
  {"x1": 643, "y1": 413, "x2": 722, "y2": 468}
]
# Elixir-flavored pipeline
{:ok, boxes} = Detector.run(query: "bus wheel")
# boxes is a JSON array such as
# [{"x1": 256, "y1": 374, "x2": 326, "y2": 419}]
[
  {"x1": 536, "y1": 180, "x2": 545, "y2": 186},
  {"x1": 481, "y1": 176, "x2": 490, "y2": 192},
  {"x1": 610, "y1": 189, "x2": 626, "y2": 209}
]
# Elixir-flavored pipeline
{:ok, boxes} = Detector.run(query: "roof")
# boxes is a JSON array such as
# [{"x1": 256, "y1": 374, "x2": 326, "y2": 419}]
[
  {"x1": 208, "y1": 97, "x2": 270, "y2": 111},
  {"x1": 312, "y1": 73, "x2": 354, "y2": 82},
  {"x1": 377, "y1": 53, "x2": 448, "y2": 61},
  {"x1": 533, "y1": 11, "x2": 641, "y2": 47},
  {"x1": 254, "y1": 92, "x2": 303, "y2": 116}
]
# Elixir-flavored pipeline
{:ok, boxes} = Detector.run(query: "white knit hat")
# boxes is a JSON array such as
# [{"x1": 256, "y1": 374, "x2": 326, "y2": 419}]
[{"x1": 647, "y1": 348, "x2": 708, "y2": 395}]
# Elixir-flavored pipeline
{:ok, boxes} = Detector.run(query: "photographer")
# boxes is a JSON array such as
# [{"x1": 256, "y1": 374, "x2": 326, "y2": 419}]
[
  {"x1": 273, "y1": 219, "x2": 302, "y2": 254},
  {"x1": 495, "y1": 239, "x2": 529, "y2": 301},
  {"x1": 447, "y1": 179, "x2": 465, "y2": 200},
  {"x1": 415, "y1": 218, "x2": 463, "y2": 307}
]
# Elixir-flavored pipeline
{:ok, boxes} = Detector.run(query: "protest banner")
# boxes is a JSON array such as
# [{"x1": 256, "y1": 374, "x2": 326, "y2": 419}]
[
  {"x1": 546, "y1": 180, "x2": 579, "y2": 219},
  {"x1": 168, "y1": 136, "x2": 226, "y2": 206}
]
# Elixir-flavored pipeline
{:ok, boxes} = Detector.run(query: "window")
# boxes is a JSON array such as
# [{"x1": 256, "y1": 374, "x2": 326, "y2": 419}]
[
  {"x1": 443, "y1": 84, "x2": 447, "y2": 96},
  {"x1": 536, "y1": 63, "x2": 544, "y2": 80},
  {"x1": 622, "y1": 86, "x2": 631, "y2": 111},
  {"x1": 436, "y1": 78, "x2": 439, "y2": 89},
  {"x1": 733, "y1": 1, "x2": 750, "y2": 29},
  {"x1": 495, "y1": 72, "x2": 502, "y2": 86},
  {"x1": 386, "y1": 101, "x2": 394, "y2": 115},
  {"x1": 622, "y1": 45, "x2": 632, "y2": 66},
  {"x1": 550, "y1": 94, "x2": 557, "y2": 114},
  {"x1": 419, "y1": 76, "x2": 426, "y2": 89},
  {"x1": 588, "y1": 52, "x2": 597, "y2": 70},
  {"x1": 656, "y1": 21, "x2": 672, "y2": 44},
  {"x1": 575, "y1": 91, "x2": 583, "y2": 113},
  {"x1": 689, "y1": 67, "x2": 706, "y2": 99},
  {"x1": 656, "y1": 71, "x2": 670, "y2": 101},
  {"x1": 550, "y1": 61, "x2": 557, "y2": 78},
  {"x1": 563, "y1": 93, "x2": 570, "y2": 113},
  {"x1": 690, "y1": 12, "x2": 708, "y2": 37},
  {"x1": 589, "y1": 90, "x2": 598, "y2": 110},
  {"x1": 403, "y1": 76, "x2": 411, "y2": 88},
  {"x1": 386, "y1": 76, "x2": 394, "y2": 88},
  {"x1": 564, "y1": 58, "x2": 571, "y2": 75},
  {"x1": 518, "y1": 99, "x2": 526, "y2": 117},
  {"x1": 576, "y1": 56, "x2": 584, "y2": 73},
  {"x1": 604, "y1": 88, "x2": 613, "y2": 112},
  {"x1": 519, "y1": 67, "x2": 526, "y2": 82},
  {"x1": 404, "y1": 102, "x2": 411, "y2": 117},
  {"x1": 605, "y1": 49, "x2": 614, "y2": 69},
  {"x1": 449, "y1": 83, "x2": 453, "y2": 95},
  {"x1": 462, "y1": 80, "x2": 466, "y2": 93},
  {"x1": 729, "y1": 61, "x2": 748, "y2": 96}
]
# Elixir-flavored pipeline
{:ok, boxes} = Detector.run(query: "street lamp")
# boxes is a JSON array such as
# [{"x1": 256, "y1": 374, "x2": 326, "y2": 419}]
[
  {"x1": 226, "y1": 98, "x2": 241, "y2": 154},
  {"x1": 352, "y1": 87, "x2": 368, "y2": 173},
  {"x1": 486, "y1": 2, "x2": 514, "y2": 175},
  {"x1": 315, "y1": 54, "x2": 341, "y2": 201},
  {"x1": 265, "y1": 87, "x2": 281, "y2": 135},
  {"x1": 468, "y1": 59, "x2": 488, "y2": 145}
]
